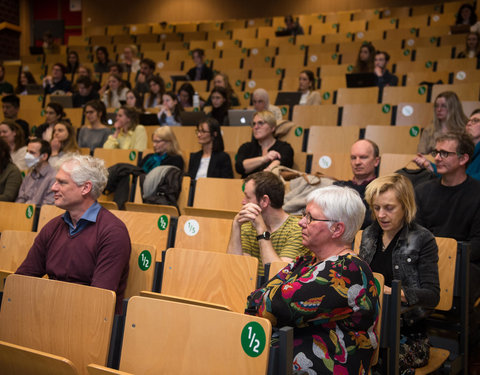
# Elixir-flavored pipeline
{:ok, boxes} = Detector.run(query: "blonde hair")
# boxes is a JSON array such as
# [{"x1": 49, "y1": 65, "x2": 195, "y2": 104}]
[
  {"x1": 433, "y1": 91, "x2": 468, "y2": 132},
  {"x1": 365, "y1": 173, "x2": 416, "y2": 224},
  {"x1": 153, "y1": 126, "x2": 182, "y2": 156},
  {"x1": 253, "y1": 110, "x2": 276, "y2": 129}
]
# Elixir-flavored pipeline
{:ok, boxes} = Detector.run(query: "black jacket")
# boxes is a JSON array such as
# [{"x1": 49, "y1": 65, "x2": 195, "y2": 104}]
[{"x1": 188, "y1": 151, "x2": 233, "y2": 179}]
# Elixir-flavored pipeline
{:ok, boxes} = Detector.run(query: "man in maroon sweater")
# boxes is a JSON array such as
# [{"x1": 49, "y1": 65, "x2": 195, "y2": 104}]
[{"x1": 16, "y1": 154, "x2": 131, "y2": 314}]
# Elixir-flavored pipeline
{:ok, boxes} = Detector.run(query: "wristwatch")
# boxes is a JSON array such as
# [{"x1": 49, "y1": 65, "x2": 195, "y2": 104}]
[{"x1": 256, "y1": 231, "x2": 271, "y2": 241}]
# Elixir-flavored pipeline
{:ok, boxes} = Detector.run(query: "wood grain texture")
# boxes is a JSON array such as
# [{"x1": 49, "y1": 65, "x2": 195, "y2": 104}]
[
  {"x1": 193, "y1": 177, "x2": 244, "y2": 211},
  {"x1": 0, "y1": 202, "x2": 35, "y2": 232},
  {"x1": 307, "y1": 125, "x2": 360, "y2": 154},
  {"x1": 435, "y1": 237, "x2": 457, "y2": 311},
  {"x1": 124, "y1": 243, "x2": 156, "y2": 299}
]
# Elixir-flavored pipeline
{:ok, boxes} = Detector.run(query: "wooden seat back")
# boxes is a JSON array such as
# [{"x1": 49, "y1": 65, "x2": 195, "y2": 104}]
[
  {"x1": 193, "y1": 177, "x2": 244, "y2": 211},
  {"x1": 0, "y1": 202, "x2": 36, "y2": 232},
  {"x1": 124, "y1": 243, "x2": 157, "y2": 299}
]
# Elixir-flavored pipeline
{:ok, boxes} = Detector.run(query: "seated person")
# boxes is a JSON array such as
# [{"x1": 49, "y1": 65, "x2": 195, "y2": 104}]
[
  {"x1": 126, "y1": 89, "x2": 144, "y2": 112},
  {"x1": 102, "y1": 73, "x2": 129, "y2": 109},
  {"x1": 15, "y1": 71, "x2": 37, "y2": 96},
  {"x1": 34, "y1": 102, "x2": 67, "y2": 141},
  {"x1": 72, "y1": 76, "x2": 100, "y2": 108},
  {"x1": 457, "y1": 32, "x2": 480, "y2": 58},
  {"x1": 78, "y1": 100, "x2": 111, "y2": 152},
  {"x1": 279, "y1": 15, "x2": 304, "y2": 36},
  {"x1": 252, "y1": 88, "x2": 283, "y2": 122},
  {"x1": 360, "y1": 173, "x2": 440, "y2": 373},
  {"x1": 334, "y1": 139, "x2": 380, "y2": 228},
  {"x1": 93, "y1": 46, "x2": 111, "y2": 73},
  {"x1": 206, "y1": 86, "x2": 230, "y2": 126},
  {"x1": 144, "y1": 75, "x2": 166, "y2": 109},
  {"x1": 246, "y1": 185, "x2": 379, "y2": 373},
  {"x1": 177, "y1": 82, "x2": 196, "y2": 108},
  {"x1": 49, "y1": 121, "x2": 80, "y2": 167},
  {"x1": 374, "y1": 51, "x2": 398, "y2": 88},
  {"x1": 103, "y1": 105, "x2": 147, "y2": 151},
  {"x1": 298, "y1": 70, "x2": 321, "y2": 105},
  {"x1": 140, "y1": 126, "x2": 184, "y2": 173},
  {"x1": 134, "y1": 58, "x2": 156, "y2": 96},
  {"x1": 42, "y1": 63, "x2": 72, "y2": 95},
  {"x1": 466, "y1": 109, "x2": 480, "y2": 180},
  {"x1": 77, "y1": 65, "x2": 101, "y2": 92},
  {"x1": 204, "y1": 73, "x2": 240, "y2": 107},
  {"x1": 352, "y1": 42, "x2": 376, "y2": 74},
  {"x1": 66, "y1": 51, "x2": 79, "y2": 74},
  {"x1": 120, "y1": 45, "x2": 141, "y2": 74},
  {"x1": 16, "y1": 154, "x2": 131, "y2": 314},
  {"x1": 2, "y1": 94, "x2": 30, "y2": 140},
  {"x1": 16, "y1": 139, "x2": 56, "y2": 205},
  {"x1": 186, "y1": 49, "x2": 213, "y2": 81},
  {"x1": 235, "y1": 111, "x2": 293, "y2": 178},
  {"x1": 158, "y1": 92, "x2": 182, "y2": 126},
  {"x1": 457, "y1": 3, "x2": 477, "y2": 25},
  {"x1": 227, "y1": 171, "x2": 310, "y2": 276},
  {"x1": 187, "y1": 118, "x2": 233, "y2": 179},
  {"x1": 0, "y1": 64, "x2": 14, "y2": 94},
  {"x1": 0, "y1": 138, "x2": 22, "y2": 201},
  {"x1": 0, "y1": 119, "x2": 27, "y2": 170}
]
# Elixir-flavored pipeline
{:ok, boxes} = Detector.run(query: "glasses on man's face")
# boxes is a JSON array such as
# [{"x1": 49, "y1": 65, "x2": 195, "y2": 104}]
[
  {"x1": 431, "y1": 149, "x2": 460, "y2": 159},
  {"x1": 301, "y1": 209, "x2": 338, "y2": 225},
  {"x1": 251, "y1": 120, "x2": 267, "y2": 128},
  {"x1": 468, "y1": 117, "x2": 480, "y2": 125}
]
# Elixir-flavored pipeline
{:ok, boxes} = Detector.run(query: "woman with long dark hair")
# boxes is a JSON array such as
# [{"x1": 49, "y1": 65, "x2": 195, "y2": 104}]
[
  {"x1": 0, "y1": 138, "x2": 22, "y2": 201},
  {"x1": 78, "y1": 100, "x2": 111, "y2": 151}
]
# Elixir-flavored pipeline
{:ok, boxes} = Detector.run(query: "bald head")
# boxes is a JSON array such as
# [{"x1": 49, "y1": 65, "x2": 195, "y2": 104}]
[{"x1": 350, "y1": 139, "x2": 380, "y2": 184}]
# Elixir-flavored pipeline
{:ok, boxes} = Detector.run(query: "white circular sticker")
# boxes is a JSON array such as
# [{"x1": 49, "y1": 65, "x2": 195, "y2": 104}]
[
  {"x1": 157, "y1": 62, "x2": 164, "y2": 69},
  {"x1": 131, "y1": 26, "x2": 137, "y2": 32},
  {"x1": 407, "y1": 39, "x2": 415, "y2": 47},
  {"x1": 217, "y1": 40, "x2": 224, "y2": 47},
  {"x1": 248, "y1": 19, "x2": 255, "y2": 26},
  {"x1": 248, "y1": 80, "x2": 256, "y2": 88},
  {"x1": 251, "y1": 48, "x2": 258, "y2": 55},
  {"x1": 23, "y1": 65, "x2": 30, "y2": 71},
  {"x1": 160, "y1": 33, "x2": 167, "y2": 40},
  {"x1": 402, "y1": 105, "x2": 414, "y2": 117},
  {"x1": 432, "y1": 15, "x2": 440, "y2": 22},
  {"x1": 356, "y1": 32, "x2": 364, "y2": 39},
  {"x1": 310, "y1": 55, "x2": 318, "y2": 62},
  {"x1": 318, "y1": 156, "x2": 332, "y2": 169},
  {"x1": 456, "y1": 71, "x2": 466, "y2": 81},
  {"x1": 384, "y1": 9, "x2": 391, "y2": 16},
  {"x1": 184, "y1": 219, "x2": 200, "y2": 236}
]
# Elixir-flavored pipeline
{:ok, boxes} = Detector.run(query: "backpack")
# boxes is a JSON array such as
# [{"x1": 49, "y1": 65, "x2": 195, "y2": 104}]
[{"x1": 141, "y1": 165, "x2": 183, "y2": 207}]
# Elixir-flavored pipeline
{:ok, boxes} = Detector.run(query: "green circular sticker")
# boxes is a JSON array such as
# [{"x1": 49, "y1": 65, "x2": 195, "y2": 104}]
[
  {"x1": 390, "y1": 18, "x2": 396, "y2": 24},
  {"x1": 333, "y1": 23, "x2": 338, "y2": 29},
  {"x1": 275, "y1": 68, "x2": 282, "y2": 75},
  {"x1": 21, "y1": 171, "x2": 25, "y2": 178},
  {"x1": 332, "y1": 53, "x2": 337, "y2": 60},
  {"x1": 347, "y1": 65, "x2": 353, "y2": 72},
  {"x1": 317, "y1": 15, "x2": 323, "y2": 20},
  {"x1": 403, "y1": 49, "x2": 410, "y2": 56},
  {"x1": 382, "y1": 104, "x2": 391, "y2": 113},
  {"x1": 31, "y1": 125, "x2": 37, "y2": 133},
  {"x1": 194, "y1": 107, "x2": 199, "y2": 112},
  {"x1": 244, "y1": 92, "x2": 250, "y2": 99},
  {"x1": 410, "y1": 126, "x2": 420, "y2": 137},
  {"x1": 264, "y1": 56, "x2": 270, "y2": 62},
  {"x1": 294, "y1": 127, "x2": 303, "y2": 137},
  {"x1": 129, "y1": 151, "x2": 136, "y2": 161},
  {"x1": 138, "y1": 250, "x2": 152, "y2": 271},
  {"x1": 234, "y1": 39, "x2": 240, "y2": 45},
  {"x1": 235, "y1": 80, "x2": 241, "y2": 86},
  {"x1": 430, "y1": 37, "x2": 436, "y2": 44},
  {"x1": 241, "y1": 48, "x2": 247, "y2": 53},
  {"x1": 37, "y1": 96, "x2": 43, "y2": 102},
  {"x1": 26, "y1": 205, "x2": 34, "y2": 219},
  {"x1": 374, "y1": 9, "x2": 379, "y2": 14},
  {"x1": 410, "y1": 27, "x2": 416, "y2": 33},
  {"x1": 418, "y1": 86, "x2": 426, "y2": 95},
  {"x1": 346, "y1": 32, "x2": 352, "y2": 38},
  {"x1": 158, "y1": 215, "x2": 169, "y2": 230},
  {"x1": 288, "y1": 37, "x2": 294, "y2": 44},
  {"x1": 183, "y1": 42, "x2": 188, "y2": 48},
  {"x1": 323, "y1": 92, "x2": 331, "y2": 100},
  {"x1": 300, "y1": 44, "x2": 305, "y2": 50},
  {"x1": 242, "y1": 182, "x2": 245, "y2": 192},
  {"x1": 281, "y1": 106, "x2": 287, "y2": 115},
  {"x1": 241, "y1": 322, "x2": 266, "y2": 357},
  {"x1": 166, "y1": 82, "x2": 172, "y2": 89},
  {"x1": 425, "y1": 61, "x2": 432, "y2": 68},
  {"x1": 41, "y1": 109, "x2": 45, "y2": 116}
]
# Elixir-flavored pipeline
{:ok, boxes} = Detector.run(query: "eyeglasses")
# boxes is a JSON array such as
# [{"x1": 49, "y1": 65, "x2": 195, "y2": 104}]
[
  {"x1": 251, "y1": 120, "x2": 268, "y2": 128},
  {"x1": 301, "y1": 209, "x2": 338, "y2": 225},
  {"x1": 431, "y1": 149, "x2": 460, "y2": 159},
  {"x1": 195, "y1": 129, "x2": 210, "y2": 135},
  {"x1": 468, "y1": 117, "x2": 480, "y2": 125}
]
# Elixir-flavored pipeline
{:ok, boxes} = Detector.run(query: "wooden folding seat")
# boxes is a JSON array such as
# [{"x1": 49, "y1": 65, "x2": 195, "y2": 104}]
[
  {"x1": 319, "y1": 63, "x2": 352, "y2": 77},
  {"x1": 320, "y1": 75, "x2": 346, "y2": 92},
  {"x1": 168, "y1": 126, "x2": 199, "y2": 156},
  {"x1": 0, "y1": 202, "x2": 35, "y2": 232},
  {"x1": 306, "y1": 125, "x2": 360, "y2": 154},
  {"x1": 188, "y1": 40, "x2": 213, "y2": 51},
  {"x1": 84, "y1": 25, "x2": 106, "y2": 36},
  {"x1": 223, "y1": 19, "x2": 247, "y2": 29},
  {"x1": 403, "y1": 35, "x2": 440, "y2": 49},
  {"x1": 393, "y1": 60, "x2": 433, "y2": 76},
  {"x1": 64, "y1": 108, "x2": 84, "y2": 127},
  {"x1": 405, "y1": 71, "x2": 450, "y2": 86},
  {"x1": 411, "y1": 3, "x2": 442, "y2": 15},
  {"x1": 436, "y1": 58, "x2": 476, "y2": 73},
  {"x1": 310, "y1": 22, "x2": 340, "y2": 36},
  {"x1": 396, "y1": 102, "x2": 433, "y2": 126},
  {"x1": 135, "y1": 33, "x2": 159, "y2": 44},
  {"x1": 367, "y1": 18, "x2": 398, "y2": 31},
  {"x1": 323, "y1": 33, "x2": 354, "y2": 44},
  {"x1": 174, "y1": 23, "x2": 198, "y2": 33},
  {"x1": 90, "y1": 35, "x2": 112, "y2": 46},
  {"x1": 68, "y1": 35, "x2": 89, "y2": 46},
  {"x1": 123, "y1": 243, "x2": 156, "y2": 299},
  {"x1": 428, "y1": 12, "x2": 457, "y2": 27},
  {"x1": 175, "y1": 215, "x2": 233, "y2": 252},
  {"x1": 112, "y1": 35, "x2": 134, "y2": 45},
  {"x1": 246, "y1": 17, "x2": 271, "y2": 28},
  {"x1": 248, "y1": 45, "x2": 276, "y2": 59},
  {"x1": 452, "y1": 69, "x2": 480, "y2": 85},
  {"x1": 231, "y1": 27, "x2": 257, "y2": 41},
  {"x1": 417, "y1": 25, "x2": 451, "y2": 38},
  {"x1": 431, "y1": 83, "x2": 480, "y2": 102},
  {"x1": 442, "y1": 1, "x2": 465, "y2": 14},
  {"x1": 280, "y1": 76, "x2": 301, "y2": 91},
  {"x1": 364, "y1": 125, "x2": 420, "y2": 153},
  {"x1": 221, "y1": 126, "x2": 252, "y2": 152},
  {"x1": 182, "y1": 31, "x2": 207, "y2": 42},
  {"x1": 240, "y1": 38, "x2": 267, "y2": 49},
  {"x1": 295, "y1": 35, "x2": 323, "y2": 47},
  {"x1": 384, "y1": 27, "x2": 418, "y2": 41},
  {"x1": 382, "y1": 6, "x2": 411, "y2": 18},
  {"x1": 162, "y1": 41, "x2": 186, "y2": 52},
  {"x1": 106, "y1": 25, "x2": 129, "y2": 36},
  {"x1": 310, "y1": 152, "x2": 352, "y2": 180},
  {"x1": 387, "y1": 47, "x2": 415, "y2": 63},
  {"x1": 182, "y1": 207, "x2": 237, "y2": 220},
  {"x1": 212, "y1": 56, "x2": 242, "y2": 70},
  {"x1": 353, "y1": 29, "x2": 385, "y2": 42},
  {"x1": 323, "y1": 11, "x2": 353, "y2": 23},
  {"x1": 198, "y1": 21, "x2": 222, "y2": 32},
  {"x1": 382, "y1": 85, "x2": 429, "y2": 104},
  {"x1": 218, "y1": 47, "x2": 246, "y2": 60},
  {"x1": 378, "y1": 153, "x2": 419, "y2": 176},
  {"x1": 21, "y1": 63, "x2": 46, "y2": 77},
  {"x1": 398, "y1": 14, "x2": 430, "y2": 29},
  {"x1": 292, "y1": 105, "x2": 339, "y2": 128},
  {"x1": 0, "y1": 274, "x2": 116, "y2": 375},
  {"x1": 243, "y1": 54, "x2": 274, "y2": 70},
  {"x1": 336, "y1": 40, "x2": 364, "y2": 54},
  {"x1": 339, "y1": 20, "x2": 367, "y2": 34},
  {"x1": 353, "y1": 8, "x2": 383, "y2": 20},
  {"x1": 306, "y1": 43, "x2": 339, "y2": 56},
  {"x1": 306, "y1": 51, "x2": 341, "y2": 67},
  {"x1": 208, "y1": 30, "x2": 232, "y2": 43},
  {"x1": 193, "y1": 177, "x2": 244, "y2": 211},
  {"x1": 439, "y1": 33, "x2": 466, "y2": 47},
  {"x1": 257, "y1": 26, "x2": 276, "y2": 39},
  {"x1": 93, "y1": 148, "x2": 140, "y2": 168},
  {"x1": 341, "y1": 103, "x2": 393, "y2": 126},
  {"x1": 339, "y1": 49, "x2": 362, "y2": 65},
  {"x1": 336, "y1": 87, "x2": 380, "y2": 105},
  {"x1": 87, "y1": 296, "x2": 271, "y2": 375},
  {"x1": 415, "y1": 46, "x2": 454, "y2": 62},
  {"x1": 128, "y1": 24, "x2": 151, "y2": 35},
  {"x1": 297, "y1": 13, "x2": 324, "y2": 26}
]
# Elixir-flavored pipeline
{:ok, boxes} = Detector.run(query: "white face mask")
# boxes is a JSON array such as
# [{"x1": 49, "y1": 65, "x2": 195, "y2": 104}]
[{"x1": 25, "y1": 152, "x2": 40, "y2": 168}]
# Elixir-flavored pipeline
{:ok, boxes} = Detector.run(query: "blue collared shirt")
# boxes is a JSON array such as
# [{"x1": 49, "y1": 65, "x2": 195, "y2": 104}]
[{"x1": 62, "y1": 201, "x2": 102, "y2": 235}]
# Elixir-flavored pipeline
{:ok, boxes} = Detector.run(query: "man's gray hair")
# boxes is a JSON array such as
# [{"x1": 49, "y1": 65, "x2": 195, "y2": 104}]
[
  {"x1": 306, "y1": 185, "x2": 365, "y2": 243},
  {"x1": 60, "y1": 154, "x2": 108, "y2": 200}
]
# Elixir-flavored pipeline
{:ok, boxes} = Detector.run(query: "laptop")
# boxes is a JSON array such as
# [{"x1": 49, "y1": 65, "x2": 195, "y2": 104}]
[
  {"x1": 49, "y1": 95, "x2": 73, "y2": 108},
  {"x1": 179, "y1": 111, "x2": 206, "y2": 126},
  {"x1": 139, "y1": 113, "x2": 159, "y2": 125},
  {"x1": 228, "y1": 109, "x2": 256, "y2": 126},
  {"x1": 274, "y1": 91, "x2": 302, "y2": 107},
  {"x1": 26, "y1": 84, "x2": 44, "y2": 95},
  {"x1": 345, "y1": 73, "x2": 377, "y2": 88}
]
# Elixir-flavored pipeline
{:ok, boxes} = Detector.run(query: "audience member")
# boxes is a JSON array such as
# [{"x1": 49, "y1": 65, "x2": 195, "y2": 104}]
[
  {"x1": 103, "y1": 105, "x2": 147, "y2": 151},
  {"x1": 35, "y1": 102, "x2": 67, "y2": 141},
  {"x1": 417, "y1": 91, "x2": 468, "y2": 154},
  {"x1": 16, "y1": 154, "x2": 131, "y2": 314},
  {"x1": 457, "y1": 3, "x2": 477, "y2": 25},
  {"x1": 0, "y1": 138, "x2": 22, "y2": 201},
  {"x1": 120, "y1": 45, "x2": 141, "y2": 74},
  {"x1": 77, "y1": 65, "x2": 101, "y2": 92},
  {"x1": 158, "y1": 92, "x2": 182, "y2": 126},
  {"x1": 252, "y1": 88, "x2": 283, "y2": 122},
  {"x1": 139, "y1": 126, "x2": 184, "y2": 173},
  {"x1": 298, "y1": 70, "x2": 321, "y2": 105},
  {"x1": 72, "y1": 76, "x2": 100, "y2": 108},
  {"x1": 0, "y1": 64, "x2": 14, "y2": 95},
  {"x1": 43, "y1": 63, "x2": 72, "y2": 95},
  {"x1": 187, "y1": 118, "x2": 233, "y2": 180},
  {"x1": 206, "y1": 86, "x2": 230, "y2": 125},
  {"x1": 361, "y1": 173, "x2": 440, "y2": 373},
  {"x1": 42, "y1": 31, "x2": 60, "y2": 54},
  {"x1": 14, "y1": 71, "x2": 37, "y2": 95},
  {"x1": 134, "y1": 58, "x2": 156, "y2": 95},
  {"x1": 125, "y1": 89, "x2": 144, "y2": 112},
  {"x1": 94, "y1": 46, "x2": 111, "y2": 73},
  {"x1": 334, "y1": 139, "x2": 380, "y2": 228},
  {"x1": 374, "y1": 51, "x2": 398, "y2": 88},
  {"x1": 280, "y1": 15, "x2": 304, "y2": 36},
  {"x1": 49, "y1": 121, "x2": 80, "y2": 167},
  {"x1": 66, "y1": 51, "x2": 80, "y2": 74},
  {"x1": 205, "y1": 73, "x2": 240, "y2": 107},
  {"x1": 2, "y1": 94, "x2": 30, "y2": 140},
  {"x1": 186, "y1": 49, "x2": 213, "y2": 81},
  {"x1": 235, "y1": 111, "x2": 293, "y2": 178},
  {"x1": 246, "y1": 185, "x2": 378, "y2": 374},
  {"x1": 102, "y1": 73, "x2": 129, "y2": 108},
  {"x1": 0, "y1": 119, "x2": 27, "y2": 170},
  {"x1": 144, "y1": 75, "x2": 166, "y2": 108},
  {"x1": 353, "y1": 42, "x2": 376, "y2": 73},
  {"x1": 457, "y1": 32, "x2": 480, "y2": 58},
  {"x1": 177, "y1": 82, "x2": 196, "y2": 108},
  {"x1": 78, "y1": 100, "x2": 111, "y2": 152},
  {"x1": 227, "y1": 171, "x2": 310, "y2": 276},
  {"x1": 16, "y1": 139, "x2": 56, "y2": 205},
  {"x1": 466, "y1": 109, "x2": 480, "y2": 180}
]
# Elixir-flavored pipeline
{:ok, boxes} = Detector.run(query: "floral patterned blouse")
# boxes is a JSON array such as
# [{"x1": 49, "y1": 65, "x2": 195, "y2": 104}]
[{"x1": 246, "y1": 254, "x2": 380, "y2": 375}]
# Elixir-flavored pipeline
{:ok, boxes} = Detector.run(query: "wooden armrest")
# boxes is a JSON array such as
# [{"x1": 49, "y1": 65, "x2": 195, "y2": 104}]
[
  {"x1": 87, "y1": 364, "x2": 133, "y2": 375},
  {"x1": 139, "y1": 291, "x2": 232, "y2": 311}
]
